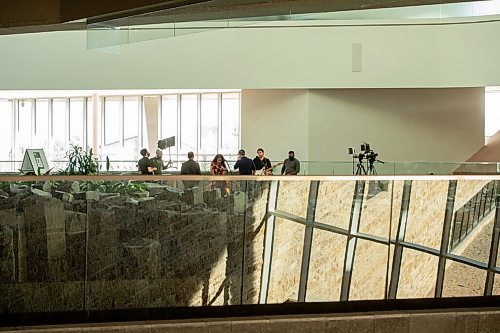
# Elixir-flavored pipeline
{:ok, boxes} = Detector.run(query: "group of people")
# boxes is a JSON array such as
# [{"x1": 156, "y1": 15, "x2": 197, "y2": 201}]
[{"x1": 138, "y1": 147, "x2": 300, "y2": 177}]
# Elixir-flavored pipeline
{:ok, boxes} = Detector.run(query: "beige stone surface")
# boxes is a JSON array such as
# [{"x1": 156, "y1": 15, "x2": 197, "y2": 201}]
[
  {"x1": 315, "y1": 180, "x2": 354, "y2": 230},
  {"x1": 276, "y1": 181, "x2": 309, "y2": 219},
  {"x1": 397, "y1": 249, "x2": 439, "y2": 299}
]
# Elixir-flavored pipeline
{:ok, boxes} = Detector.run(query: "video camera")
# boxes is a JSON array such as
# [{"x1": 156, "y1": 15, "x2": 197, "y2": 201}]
[{"x1": 347, "y1": 142, "x2": 384, "y2": 175}]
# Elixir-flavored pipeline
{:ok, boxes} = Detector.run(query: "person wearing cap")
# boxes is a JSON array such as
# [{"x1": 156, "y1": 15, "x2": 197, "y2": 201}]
[
  {"x1": 234, "y1": 149, "x2": 256, "y2": 175},
  {"x1": 150, "y1": 149, "x2": 172, "y2": 175},
  {"x1": 281, "y1": 151, "x2": 300, "y2": 175}
]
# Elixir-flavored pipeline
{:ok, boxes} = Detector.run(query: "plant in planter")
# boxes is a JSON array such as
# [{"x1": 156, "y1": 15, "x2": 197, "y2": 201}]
[{"x1": 63, "y1": 144, "x2": 99, "y2": 175}]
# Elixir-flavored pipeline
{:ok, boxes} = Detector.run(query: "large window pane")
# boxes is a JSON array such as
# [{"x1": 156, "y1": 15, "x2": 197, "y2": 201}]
[
  {"x1": 16, "y1": 99, "x2": 33, "y2": 159},
  {"x1": 221, "y1": 93, "x2": 239, "y2": 156},
  {"x1": 52, "y1": 99, "x2": 67, "y2": 159},
  {"x1": 34, "y1": 99, "x2": 49, "y2": 153},
  {"x1": 161, "y1": 95, "x2": 177, "y2": 139},
  {"x1": 87, "y1": 98, "x2": 94, "y2": 150},
  {"x1": 69, "y1": 98, "x2": 84, "y2": 147},
  {"x1": 200, "y1": 94, "x2": 218, "y2": 158},
  {"x1": 124, "y1": 96, "x2": 139, "y2": 139},
  {"x1": 180, "y1": 95, "x2": 197, "y2": 154},
  {"x1": 104, "y1": 98, "x2": 120, "y2": 145},
  {"x1": 0, "y1": 100, "x2": 13, "y2": 171}
]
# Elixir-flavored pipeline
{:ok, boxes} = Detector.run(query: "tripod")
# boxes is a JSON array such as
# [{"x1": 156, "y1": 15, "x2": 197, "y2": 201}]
[
  {"x1": 367, "y1": 160, "x2": 377, "y2": 175},
  {"x1": 355, "y1": 160, "x2": 367, "y2": 175}
]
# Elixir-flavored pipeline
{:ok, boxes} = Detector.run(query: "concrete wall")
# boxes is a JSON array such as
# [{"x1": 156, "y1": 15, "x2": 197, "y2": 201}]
[
  {"x1": 2, "y1": 17, "x2": 500, "y2": 89},
  {"x1": 241, "y1": 88, "x2": 484, "y2": 163}
]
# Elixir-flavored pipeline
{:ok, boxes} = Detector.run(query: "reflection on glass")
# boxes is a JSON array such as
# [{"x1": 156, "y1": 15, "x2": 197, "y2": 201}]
[
  {"x1": 494, "y1": 274, "x2": 500, "y2": 296},
  {"x1": 405, "y1": 180, "x2": 449, "y2": 249},
  {"x1": 87, "y1": 99, "x2": 94, "y2": 150},
  {"x1": 350, "y1": 240, "x2": 389, "y2": 300},
  {"x1": 397, "y1": 248, "x2": 438, "y2": 298},
  {"x1": 359, "y1": 180, "x2": 392, "y2": 238},
  {"x1": 267, "y1": 218, "x2": 304, "y2": 303},
  {"x1": 443, "y1": 261, "x2": 487, "y2": 297},
  {"x1": 180, "y1": 95, "x2": 198, "y2": 153},
  {"x1": 315, "y1": 180, "x2": 354, "y2": 230},
  {"x1": 306, "y1": 230, "x2": 345, "y2": 302}
]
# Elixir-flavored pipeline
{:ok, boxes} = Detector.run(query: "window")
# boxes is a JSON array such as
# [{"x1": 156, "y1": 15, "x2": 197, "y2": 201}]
[
  {"x1": 0, "y1": 100, "x2": 13, "y2": 169},
  {"x1": 34, "y1": 99, "x2": 49, "y2": 153},
  {"x1": 485, "y1": 90, "x2": 500, "y2": 143},
  {"x1": 200, "y1": 94, "x2": 218, "y2": 157},
  {"x1": 161, "y1": 95, "x2": 177, "y2": 139},
  {"x1": 104, "y1": 97, "x2": 121, "y2": 145},
  {"x1": 180, "y1": 94, "x2": 198, "y2": 154},
  {"x1": 69, "y1": 98, "x2": 85, "y2": 147},
  {"x1": 221, "y1": 93, "x2": 240, "y2": 156},
  {"x1": 52, "y1": 99, "x2": 67, "y2": 159},
  {"x1": 16, "y1": 99, "x2": 33, "y2": 159}
]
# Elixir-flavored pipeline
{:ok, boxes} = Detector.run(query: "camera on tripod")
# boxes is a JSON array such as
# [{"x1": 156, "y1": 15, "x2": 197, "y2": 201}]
[{"x1": 347, "y1": 143, "x2": 383, "y2": 175}]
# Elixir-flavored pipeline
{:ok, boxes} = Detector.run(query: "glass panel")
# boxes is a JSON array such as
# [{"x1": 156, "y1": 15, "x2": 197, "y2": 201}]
[
  {"x1": 52, "y1": 99, "x2": 67, "y2": 160},
  {"x1": 306, "y1": 230, "x2": 345, "y2": 302},
  {"x1": 124, "y1": 96, "x2": 139, "y2": 139},
  {"x1": 200, "y1": 94, "x2": 218, "y2": 157},
  {"x1": 389, "y1": 181, "x2": 405, "y2": 239},
  {"x1": 442, "y1": 261, "x2": 487, "y2": 297},
  {"x1": 0, "y1": 180, "x2": 86, "y2": 313},
  {"x1": 87, "y1": 98, "x2": 94, "y2": 150},
  {"x1": 242, "y1": 180, "x2": 269, "y2": 304},
  {"x1": 0, "y1": 100, "x2": 13, "y2": 171},
  {"x1": 16, "y1": 99, "x2": 33, "y2": 160},
  {"x1": 34, "y1": 99, "x2": 49, "y2": 154},
  {"x1": 180, "y1": 95, "x2": 198, "y2": 154},
  {"x1": 397, "y1": 248, "x2": 438, "y2": 298},
  {"x1": 315, "y1": 180, "x2": 353, "y2": 230},
  {"x1": 221, "y1": 93, "x2": 239, "y2": 157},
  {"x1": 451, "y1": 213, "x2": 494, "y2": 264},
  {"x1": 494, "y1": 274, "x2": 500, "y2": 296},
  {"x1": 359, "y1": 180, "x2": 392, "y2": 238},
  {"x1": 267, "y1": 218, "x2": 304, "y2": 303},
  {"x1": 161, "y1": 95, "x2": 178, "y2": 139},
  {"x1": 69, "y1": 98, "x2": 85, "y2": 146},
  {"x1": 405, "y1": 180, "x2": 449, "y2": 249},
  {"x1": 84, "y1": 180, "x2": 244, "y2": 309},
  {"x1": 104, "y1": 97, "x2": 121, "y2": 145},
  {"x1": 276, "y1": 180, "x2": 310, "y2": 219},
  {"x1": 350, "y1": 240, "x2": 389, "y2": 300}
]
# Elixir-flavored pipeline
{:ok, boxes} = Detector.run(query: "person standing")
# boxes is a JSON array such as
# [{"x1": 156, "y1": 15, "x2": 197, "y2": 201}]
[
  {"x1": 234, "y1": 149, "x2": 255, "y2": 192},
  {"x1": 281, "y1": 150, "x2": 300, "y2": 175},
  {"x1": 150, "y1": 149, "x2": 171, "y2": 175},
  {"x1": 138, "y1": 148, "x2": 157, "y2": 175},
  {"x1": 210, "y1": 154, "x2": 229, "y2": 194},
  {"x1": 234, "y1": 149, "x2": 255, "y2": 175},
  {"x1": 180, "y1": 151, "x2": 201, "y2": 188},
  {"x1": 253, "y1": 148, "x2": 272, "y2": 175}
]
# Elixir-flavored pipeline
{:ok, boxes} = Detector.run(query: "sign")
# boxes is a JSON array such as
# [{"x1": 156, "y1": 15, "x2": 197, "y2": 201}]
[{"x1": 21, "y1": 149, "x2": 50, "y2": 175}]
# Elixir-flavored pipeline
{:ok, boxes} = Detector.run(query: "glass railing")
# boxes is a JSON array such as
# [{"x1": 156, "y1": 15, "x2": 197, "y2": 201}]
[
  {"x1": 0, "y1": 174, "x2": 498, "y2": 317},
  {"x1": 86, "y1": 0, "x2": 500, "y2": 49},
  {"x1": 1, "y1": 160, "x2": 498, "y2": 175}
]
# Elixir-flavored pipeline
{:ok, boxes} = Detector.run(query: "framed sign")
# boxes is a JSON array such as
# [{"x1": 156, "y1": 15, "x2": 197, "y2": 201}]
[{"x1": 21, "y1": 149, "x2": 50, "y2": 175}]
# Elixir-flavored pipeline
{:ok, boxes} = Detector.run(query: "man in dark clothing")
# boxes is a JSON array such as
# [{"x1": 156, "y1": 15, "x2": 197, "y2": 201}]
[
  {"x1": 281, "y1": 150, "x2": 300, "y2": 175},
  {"x1": 234, "y1": 149, "x2": 255, "y2": 193},
  {"x1": 138, "y1": 148, "x2": 157, "y2": 175},
  {"x1": 234, "y1": 149, "x2": 255, "y2": 175},
  {"x1": 253, "y1": 148, "x2": 272, "y2": 175},
  {"x1": 150, "y1": 149, "x2": 171, "y2": 175},
  {"x1": 180, "y1": 151, "x2": 201, "y2": 188}
]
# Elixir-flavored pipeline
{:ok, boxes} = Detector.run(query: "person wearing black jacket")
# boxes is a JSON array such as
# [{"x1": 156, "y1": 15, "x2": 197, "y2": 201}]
[
  {"x1": 253, "y1": 148, "x2": 272, "y2": 175},
  {"x1": 234, "y1": 149, "x2": 255, "y2": 192}
]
